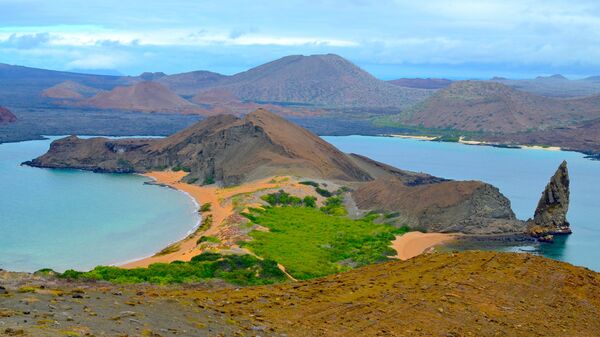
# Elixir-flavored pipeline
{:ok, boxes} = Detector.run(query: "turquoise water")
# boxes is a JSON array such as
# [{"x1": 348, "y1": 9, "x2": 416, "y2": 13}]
[
  {"x1": 324, "y1": 136, "x2": 600, "y2": 272},
  {"x1": 0, "y1": 137, "x2": 199, "y2": 272}
]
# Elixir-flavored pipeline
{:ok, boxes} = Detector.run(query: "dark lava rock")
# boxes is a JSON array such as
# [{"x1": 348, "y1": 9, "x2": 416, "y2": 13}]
[{"x1": 527, "y1": 160, "x2": 571, "y2": 240}]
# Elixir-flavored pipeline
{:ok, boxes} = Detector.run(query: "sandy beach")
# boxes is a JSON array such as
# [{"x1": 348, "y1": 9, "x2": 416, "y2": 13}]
[
  {"x1": 391, "y1": 232, "x2": 456, "y2": 260},
  {"x1": 121, "y1": 172, "x2": 317, "y2": 268},
  {"x1": 520, "y1": 144, "x2": 562, "y2": 151},
  {"x1": 390, "y1": 134, "x2": 439, "y2": 141}
]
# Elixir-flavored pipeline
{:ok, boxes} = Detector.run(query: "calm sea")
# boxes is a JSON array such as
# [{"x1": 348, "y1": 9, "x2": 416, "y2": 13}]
[
  {"x1": 0, "y1": 137, "x2": 199, "y2": 272},
  {"x1": 324, "y1": 136, "x2": 600, "y2": 272}
]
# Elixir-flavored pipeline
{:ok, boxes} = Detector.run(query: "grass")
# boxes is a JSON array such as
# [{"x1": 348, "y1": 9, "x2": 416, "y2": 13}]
[
  {"x1": 243, "y1": 205, "x2": 409, "y2": 280},
  {"x1": 154, "y1": 242, "x2": 180, "y2": 256},
  {"x1": 60, "y1": 253, "x2": 287, "y2": 286},
  {"x1": 197, "y1": 235, "x2": 221, "y2": 244}
]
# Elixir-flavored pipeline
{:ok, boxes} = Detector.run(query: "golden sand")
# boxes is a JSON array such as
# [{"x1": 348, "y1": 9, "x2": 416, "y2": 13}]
[{"x1": 391, "y1": 231, "x2": 455, "y2": 260}]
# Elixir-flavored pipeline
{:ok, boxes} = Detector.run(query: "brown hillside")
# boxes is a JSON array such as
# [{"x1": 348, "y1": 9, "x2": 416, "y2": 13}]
[
  {"x1": 0, "y1": 106, "x2": 17, "y2": 123},
  {"x1": 80, "y1": 81, "x2": 207, "y2": 114},
  {"x1": 193, "y1": 54, "x2": 432, "y2": 108},
  {"x1": 42, "y1": 80, "x2": 101, "y2": 99},
  {"x1": 156, "y1": 70, "x2": 227, "y2": 96},
  {"x1": 401, "y1": 81, "x2": 592, "y2": 133},
  {"x1": 2, "y1": 251, "x2": 599, "y2": 336}
]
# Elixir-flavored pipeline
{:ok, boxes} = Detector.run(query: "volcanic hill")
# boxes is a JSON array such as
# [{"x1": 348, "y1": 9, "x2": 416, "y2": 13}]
[
  {"x1": 79, "y1": 81, "x2": 206, "y2": 114},
  {"x1": 27, "y1": 109, "x2": 524, "y2": 234},
  {"x1": 192, "y1": 54, "x2": 432, "y2": 108},
  {"x1": 42, "y1": 80, "x2": 101, "y2": 100},
  {"x1": 398, "y1": 81, "x2": 590, "y2": 133}
]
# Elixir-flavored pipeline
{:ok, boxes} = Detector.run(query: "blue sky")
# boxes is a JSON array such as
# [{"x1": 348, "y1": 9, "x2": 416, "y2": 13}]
[{"x1": 2, "y1": 0, "x2": 600, "y2": 79}]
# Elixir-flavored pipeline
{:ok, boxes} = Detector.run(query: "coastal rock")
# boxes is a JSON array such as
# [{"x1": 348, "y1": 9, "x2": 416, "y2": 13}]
[{"x1": 527, "y1": 161, "x2": 571, "y2": 239}]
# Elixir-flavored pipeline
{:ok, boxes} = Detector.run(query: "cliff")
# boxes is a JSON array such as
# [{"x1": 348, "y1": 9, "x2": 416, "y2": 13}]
[{"x1": 527, "y1": 161, "x2": 571, "y2": 241}]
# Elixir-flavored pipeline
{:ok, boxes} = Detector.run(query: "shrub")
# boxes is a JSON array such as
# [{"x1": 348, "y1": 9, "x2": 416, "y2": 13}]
[
  {"x1": 197, "y1": 236, "x2": 221, "y2": 244},
  {"x1": 321, "y1": 196, "x2": 347, "y2": 216},
  {"x1": 315, "y1": 187, "x2": 333, "y2": 197},
  {"x1": 60, "y1": 253, "x2": 288, "y2": 286},
  {"x1": 203, "y1": 176, "x2": 215, "y2": 185},
  {"x1": 299, "y1": 181, "x2": 319, "y2": 187},
  {"x1": 303, "y1": 196, "x2": 317, "y2": 208},
  {"x1": 200, "y1": 202, "x2": 212, "y2": 213}
]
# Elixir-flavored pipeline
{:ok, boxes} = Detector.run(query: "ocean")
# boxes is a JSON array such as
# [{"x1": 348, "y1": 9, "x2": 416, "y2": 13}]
[{"x1": 0, "y1": 137, "x2": 199, "y2": 272}]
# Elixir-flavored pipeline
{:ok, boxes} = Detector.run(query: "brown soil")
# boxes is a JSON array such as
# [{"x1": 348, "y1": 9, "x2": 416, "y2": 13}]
[{"x1": 2, "y1": 251, "x2": 599, "y2": 336}]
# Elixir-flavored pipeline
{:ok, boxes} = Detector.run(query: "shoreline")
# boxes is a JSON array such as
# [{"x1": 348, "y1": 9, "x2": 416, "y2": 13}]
[
  {"x1": 387, "y1": 133, "x2": 563, "y2": 152},
  {"x1": 391, "y1": 232, "x2": 456, "y2": 260},
  {"x1": 120, "y1": 172, "x2": 294, "y2": 268},
  {"x1": 111, "y1": 174, "x2": 203, "y2": 268}
]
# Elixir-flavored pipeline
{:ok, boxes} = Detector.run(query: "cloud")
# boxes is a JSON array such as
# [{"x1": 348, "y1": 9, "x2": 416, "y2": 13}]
[
  {"x1": 3, "y1": 32, "x2": 50, "y2": 49},
  {"x1": 2, "y1": 0, "x2": 600, "y2": 77},
  {"x1": 66, "y1": 53, "x2": 129, "y2": 70}
]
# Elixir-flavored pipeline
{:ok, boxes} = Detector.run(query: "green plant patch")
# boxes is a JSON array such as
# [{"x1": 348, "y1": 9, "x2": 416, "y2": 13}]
[
  {"x1": 197, "y1": 235, "x2": 221, "y2": 244},
  {"x1": 243, "y1": 206, "x2": 408, "y2": 280},
  {"x1": 200, "y1": 202, "x2": 212, "y2": 213},
  {"x1": 60, "y1": 253, "x2": 287, "y2": 286}
]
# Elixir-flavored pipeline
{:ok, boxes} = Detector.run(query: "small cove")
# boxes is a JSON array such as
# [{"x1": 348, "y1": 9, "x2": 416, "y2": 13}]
[{"x1": 0, "y1": 136, "x2": 199, "y2": 272}]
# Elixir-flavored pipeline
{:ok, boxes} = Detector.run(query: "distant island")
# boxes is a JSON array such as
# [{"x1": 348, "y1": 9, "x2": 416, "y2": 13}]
[{"x1": 2, "y1": 54, "x2": 600, "y2": 158}]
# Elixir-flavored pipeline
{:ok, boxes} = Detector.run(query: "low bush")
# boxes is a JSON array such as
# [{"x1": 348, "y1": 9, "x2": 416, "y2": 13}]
[
  {"x1": 299, "y1": 181, "x2": 319, "y2": 187},
  {"x1": 60, "y1": 253, "x2": 287, "y2": 286},
  {"x1": 200, "y1": 202, "x2": 212, "y2": 213}
]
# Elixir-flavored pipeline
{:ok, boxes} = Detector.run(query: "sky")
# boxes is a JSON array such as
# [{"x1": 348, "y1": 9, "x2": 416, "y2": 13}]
[{"x1": 2, "y1": 0, "x2": 600, "y2": 79}]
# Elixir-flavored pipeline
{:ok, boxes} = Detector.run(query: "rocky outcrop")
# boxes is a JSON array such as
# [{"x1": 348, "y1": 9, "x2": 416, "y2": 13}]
[
  {"x1": 527, "y1": 161, "x2": 571, "y2": 241},
  {"x1": 0, "y1": 106, "x2": 17, "y2": 123},
  {"x1": 351, "y1": 177, "x2": 525, "y2": 234}
]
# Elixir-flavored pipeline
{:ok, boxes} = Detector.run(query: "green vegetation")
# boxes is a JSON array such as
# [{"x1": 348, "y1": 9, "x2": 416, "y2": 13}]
[
  {"x1": 60, "y1": 253, "x2": 287, "y2": 285},
  {"x1": 372, "y1": 115, "x2": 486, "y2": 140},
  {"x1": 116, "y1": 158, "x2": 134, "y2": 171},
  {"x1": 299, "y1": 180, "x2": 319, "y2": 187},
  {"x1": 315, "y1": 187, "x2": 333, "y2": 197},
  {"x1": 243, "y1": 202, "x2": 408, "y2": 280},
  {"x1": 154, "y1": 242, "x2": 180, "y2": 256},
  {"x1": 200, "y1": 202, "x2": 212, "y2": 213},
  {"x1": 197, "y1": 235, "x2": 221, "y2": 244},
  {"x1": 261, "y1": 190, "x2": 316, "y2": 208},
  {"x1": 172, "y1": 165, "x2": 192, "y2": 173},
  {"x1": 303, "y1": 196, "x2": 317, "y2": 208},
  {"x1": 321, "y1": 196, "x2": 347, "y2": 216},
  {"x1": 203, "y1": 175, "x2": 215, "y2": 185}
]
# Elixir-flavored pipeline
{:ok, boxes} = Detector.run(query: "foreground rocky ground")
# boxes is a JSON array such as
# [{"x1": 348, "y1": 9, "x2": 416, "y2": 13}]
[{"x1": 1, "y1": 251, "x2": 599, "y2": 336}]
